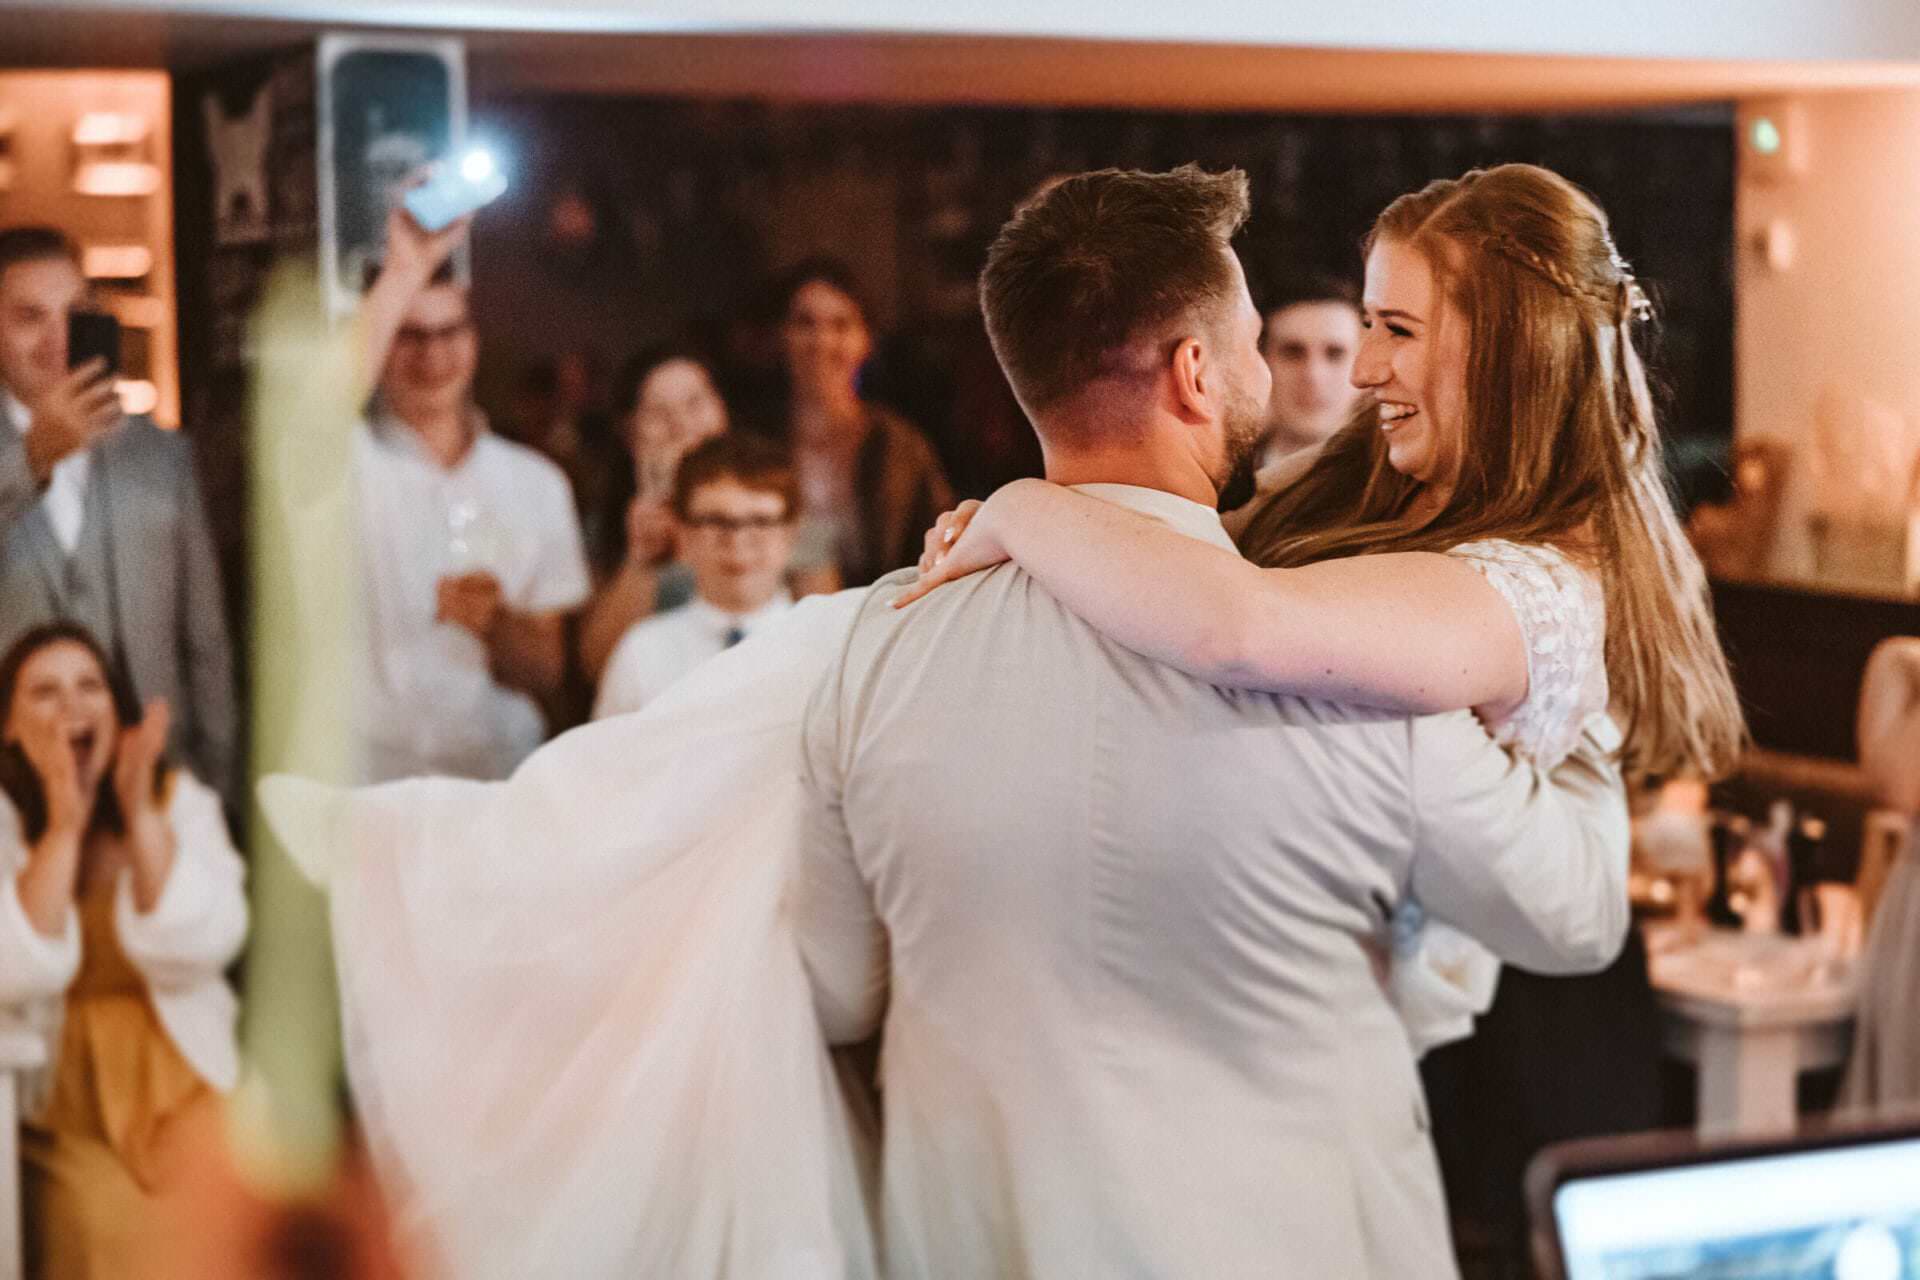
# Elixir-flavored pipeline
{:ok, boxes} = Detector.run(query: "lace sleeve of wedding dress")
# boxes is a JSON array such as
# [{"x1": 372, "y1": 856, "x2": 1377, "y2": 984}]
[
  {"x1": 1445, "y1": 538, "x2": 1610, "y2": 766},
  {"x1": 260, "y1": 589, "x2": 878, "y2": 1280},
  {"x1": 1387, "y1": 539, "x2": 1610, "y2": 1056}
]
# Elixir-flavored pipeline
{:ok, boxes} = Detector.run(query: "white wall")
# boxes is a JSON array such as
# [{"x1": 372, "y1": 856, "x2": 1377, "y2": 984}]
[
  {"x1": 1735, "y1": 91, "x2": 1920, "y2": 446},
  {"x1": 23, "y1": 0, "x2": 1920, "y2": 62}
]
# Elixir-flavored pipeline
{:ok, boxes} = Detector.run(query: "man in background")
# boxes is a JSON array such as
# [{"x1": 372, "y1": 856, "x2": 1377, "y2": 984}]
[
  {"x1": 0, "y1": 226, "x2": 236, "y2": 800},
  {"x1": 1253, "y1": 271, "x2": 1363, "y2": 483}
]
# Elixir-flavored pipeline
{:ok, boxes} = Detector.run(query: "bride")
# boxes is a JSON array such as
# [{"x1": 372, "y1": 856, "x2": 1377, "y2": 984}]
[{"x1": 262, "y1": 163, "x2": 1742, "y2": 1277}]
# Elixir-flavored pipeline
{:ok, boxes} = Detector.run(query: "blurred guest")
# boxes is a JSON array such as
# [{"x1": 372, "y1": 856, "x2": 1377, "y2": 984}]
[
  {"x1": 1220, "y1": 272, "x2": 1363, "y2": 530},
  {"x1": 0, "y1": 227, "x2": 237, "y2": 804},
  {"x1": 353, "y1": 214, "x2": 590, "y2": 781},
  {"x1": 576, "y1": 342, "x2": 731, "y2": 684},
  {"x1": 774, "y1": 258, "x2": 953, "y2": 589},
  {"x1": 593, "y1": 434, "x2": 797, "y2": 719},
  {"x1": 1252, "y1": 272, "x2": 1363, "y2": 478},
  {"x1": 0, "y1": 623, "x2": 246, "y2": 1279},
  {"x1": 1842, "y1": 636, "x2": 1920, "y2": 1110}
]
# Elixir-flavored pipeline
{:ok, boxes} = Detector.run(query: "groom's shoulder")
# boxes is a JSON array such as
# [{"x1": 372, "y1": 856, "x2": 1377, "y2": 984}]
[
  {"x1": 828, "y1": 569, "x2": 922, "y2": 664},
  {"x1": 870, "y1": 566, "x2": 921, "y2": 596},
  {"x1": 833, "y1": 564, "x2": 996, "y2": 679},
  {"x1": 843, "y1": 568, "x2": 920, "y2": 631}
]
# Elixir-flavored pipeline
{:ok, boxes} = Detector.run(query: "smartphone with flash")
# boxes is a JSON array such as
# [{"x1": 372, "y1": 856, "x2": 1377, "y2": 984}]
[
  {"x1": 67, "y1": 310, "x2": 121, "y2": 379},
  {"x1": 403, "y1": 150, "x2": 508, "y2": 232}
]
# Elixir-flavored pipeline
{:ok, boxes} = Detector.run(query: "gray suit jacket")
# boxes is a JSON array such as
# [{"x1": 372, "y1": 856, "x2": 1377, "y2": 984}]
[
  {"x1": 0, "y1": 415, "x2": 237, "y2": 802},
  {"x1": 796, "y1": 484, "x2": 1628, "y2": 1280}
]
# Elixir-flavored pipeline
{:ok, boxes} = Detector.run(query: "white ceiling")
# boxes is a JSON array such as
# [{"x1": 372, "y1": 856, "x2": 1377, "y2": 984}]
[
  {"x1": 1, "y1": 0, "x2": 1918, "y2": 111},
  {"x1": 9, "y1": 0, "x2": 1920, "y2": 62}
]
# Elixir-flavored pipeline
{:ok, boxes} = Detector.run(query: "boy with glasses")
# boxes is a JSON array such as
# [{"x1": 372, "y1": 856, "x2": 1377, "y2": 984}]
[{"x1": 593, "y1": 434, "x2": 799, "y2": 719}]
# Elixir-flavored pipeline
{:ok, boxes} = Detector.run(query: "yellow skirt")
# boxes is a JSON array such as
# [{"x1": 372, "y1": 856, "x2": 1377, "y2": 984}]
[{"x1": 21, "y1": 882, "x2": 214, "y2": 1279}]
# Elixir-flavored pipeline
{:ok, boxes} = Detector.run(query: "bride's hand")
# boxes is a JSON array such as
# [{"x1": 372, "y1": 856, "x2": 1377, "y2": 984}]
[
  {"x1": 917, "y1": 500, "x2": 983, "y2": 575},
  {"x1": 893, "y1": 499, "x2": 1005, "y2": 607}
]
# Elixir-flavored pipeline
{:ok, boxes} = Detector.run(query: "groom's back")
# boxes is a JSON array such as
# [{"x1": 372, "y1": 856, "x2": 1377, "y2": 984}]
[{"x1": 802, "y1": 555, "x2": 1455, "y2": 1279}]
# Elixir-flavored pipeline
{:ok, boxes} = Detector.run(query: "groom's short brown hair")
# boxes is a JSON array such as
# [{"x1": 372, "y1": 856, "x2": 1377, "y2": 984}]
[{"x1": 979, "y1": 165, "x2": 1251, "y2": 415}]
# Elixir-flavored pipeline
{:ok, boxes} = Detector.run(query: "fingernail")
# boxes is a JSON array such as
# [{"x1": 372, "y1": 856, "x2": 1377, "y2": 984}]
[
  {"x1": 933, "y1": 552, "x2": 945, "y2": 567},
  {"x1": 942, "y1": 527, "x2": 956, "y2": 544}
]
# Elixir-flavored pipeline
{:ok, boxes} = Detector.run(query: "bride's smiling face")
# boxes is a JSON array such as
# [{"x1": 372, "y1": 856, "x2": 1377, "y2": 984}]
[{"x1": 1351, "y1": 237, "x2": 1469, "y2": 491}]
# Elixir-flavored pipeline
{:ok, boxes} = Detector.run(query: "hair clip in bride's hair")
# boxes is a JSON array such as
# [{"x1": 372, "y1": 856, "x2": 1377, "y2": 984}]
[
  {"x1": 1606, "y1": 245, "x2": 1654, "y2": 323},
  {"x1": 1625, "y1": 280, "x2": 1654, "y2": 323}
]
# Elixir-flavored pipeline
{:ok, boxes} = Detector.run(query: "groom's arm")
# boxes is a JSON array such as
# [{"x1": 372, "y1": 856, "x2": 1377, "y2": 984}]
[
  {"x1": 1407, "y1": 713, "x2": 1630, "y2": 975},
  {"x1": 793, "y1": 639, "x2": 889, "y2": 1046}
]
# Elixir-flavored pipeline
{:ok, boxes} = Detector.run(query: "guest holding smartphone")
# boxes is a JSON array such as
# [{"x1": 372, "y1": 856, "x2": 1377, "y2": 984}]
[
  {"x1": 0, "y1": 226, "x2": 236, "y2": 806},
  {"x1": 351, "y1": 209, "x2": 591, "y2": 782}
]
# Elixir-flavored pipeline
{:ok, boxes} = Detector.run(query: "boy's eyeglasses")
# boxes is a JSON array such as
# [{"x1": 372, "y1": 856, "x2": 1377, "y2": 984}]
[
  {"x1": 681, "y1": 514, "x2": 791, "y2": 534},
  {"x1": 394, "y1": 320, "x2": 475, "y2": 347}
]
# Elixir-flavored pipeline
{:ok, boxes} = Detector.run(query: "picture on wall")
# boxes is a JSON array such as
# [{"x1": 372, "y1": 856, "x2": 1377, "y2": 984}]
[
  {"x1": 203, "y1": 86, "x2": 272, "y2": 245},
  {"x1": 317, "y1": 34, "x2": 465, "y2": 317}
]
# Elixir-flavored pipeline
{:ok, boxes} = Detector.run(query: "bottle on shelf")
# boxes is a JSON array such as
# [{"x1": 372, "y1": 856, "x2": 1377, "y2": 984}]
[
  {"x1": 1783, "y1": 814, "x2": 1829, "y2": 936},
  {"x1": 1705, "y1": 812, "x2": 1749, "y2": 930}
]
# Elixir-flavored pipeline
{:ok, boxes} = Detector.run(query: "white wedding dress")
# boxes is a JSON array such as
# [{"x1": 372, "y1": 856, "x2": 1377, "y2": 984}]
[
  {"x1": 1386, "y1": 540, "x2": 1610, "y2": 1053},
  {"x1": 264, "y1": 590, "x2": 877, "y2": 1280},
  {"x1": 260, "y1": 540, "x2": 1605, "y2": 1279}
]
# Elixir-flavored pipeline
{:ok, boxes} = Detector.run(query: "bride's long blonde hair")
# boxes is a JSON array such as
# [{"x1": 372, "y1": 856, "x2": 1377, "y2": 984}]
[{"x1": 1239, "y1": 163, "x2": 1745, "y2": 783}]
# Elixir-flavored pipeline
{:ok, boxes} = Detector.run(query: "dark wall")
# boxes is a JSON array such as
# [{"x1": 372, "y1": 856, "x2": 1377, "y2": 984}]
[
  {"x1": 173, "y1": 48, "x2": 318, "y2": 761},
  {"x1": 1712, "y1": 580, "x2": 1920, "y2": 761},
  {"x1": 464, "y1": 95, "x2": 1737, "y2": 496}
]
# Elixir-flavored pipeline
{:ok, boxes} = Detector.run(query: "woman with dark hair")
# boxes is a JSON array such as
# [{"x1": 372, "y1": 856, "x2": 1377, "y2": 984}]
[
  {"x1": 576, "y1": 342, "x2": 732, "y2": 683},
  {"x1": 774, "y1": 257, "x2": 954, "y2": 590},
  {"x1": 0, "y1": 623, "x2": 246, "y2": 1278}
]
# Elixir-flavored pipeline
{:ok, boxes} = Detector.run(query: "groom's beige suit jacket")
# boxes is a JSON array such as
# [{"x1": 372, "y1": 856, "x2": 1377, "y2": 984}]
[{"x1": 795, "y1": 483, "x2": 1628, "y2": 1279}]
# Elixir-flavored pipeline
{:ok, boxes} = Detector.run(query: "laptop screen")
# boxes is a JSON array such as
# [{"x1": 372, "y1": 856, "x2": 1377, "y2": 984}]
[{"x1": 1552, "y1": 1133, "x2": 1920, "y2": 1279}]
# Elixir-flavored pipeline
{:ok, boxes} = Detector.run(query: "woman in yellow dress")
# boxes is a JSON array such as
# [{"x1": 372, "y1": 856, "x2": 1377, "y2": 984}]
[{"x1": 0, "y1": 622, "x2": 246, "y2": 1277}]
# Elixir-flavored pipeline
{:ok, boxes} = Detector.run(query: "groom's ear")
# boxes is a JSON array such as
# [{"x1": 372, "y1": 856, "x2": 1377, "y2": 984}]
[{"x1": 1168, "y1": 333, "x2": 1212, "y2": 425}]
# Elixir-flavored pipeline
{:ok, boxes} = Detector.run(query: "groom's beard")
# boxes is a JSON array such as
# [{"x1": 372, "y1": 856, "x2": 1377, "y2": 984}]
[
  {"x1": 1213, "y1": 386, "x2": 1269, "y2": 499},
  {"x1": 1217, "y1": 448, "x2": 1260, "y2": 514}
]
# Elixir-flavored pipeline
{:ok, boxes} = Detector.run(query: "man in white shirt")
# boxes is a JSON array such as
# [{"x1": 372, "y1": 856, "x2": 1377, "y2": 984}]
[
  {"x1": 352, "y1": 249, "x2": 589, "y2": 781},
  {"x1": 594, "y1": 433, "x2": 798, "y2": 719}
]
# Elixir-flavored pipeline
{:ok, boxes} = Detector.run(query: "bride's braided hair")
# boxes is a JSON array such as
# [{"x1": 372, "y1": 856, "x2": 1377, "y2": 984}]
[
  {"x1": 1482, "y1": 232, "x2": 1656, "y2": 330},
  {"x1": 1239, "y1": 163, "x2": 1745, "y2": 783}
]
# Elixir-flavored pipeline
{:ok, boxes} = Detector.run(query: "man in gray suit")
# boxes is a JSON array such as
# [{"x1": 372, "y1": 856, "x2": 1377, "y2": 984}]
[
  {"x1": 794, "y1": 167, "x2": 1627, "y2": 1278},
  {"x1": 0, "y1": 227, "x2": 236, "y2": 801}
]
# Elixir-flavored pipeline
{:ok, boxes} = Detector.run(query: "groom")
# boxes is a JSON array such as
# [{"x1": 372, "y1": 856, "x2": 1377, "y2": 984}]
[{"x1": 793, "y1": 166, "x2": 1628, "y2": 1279}]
